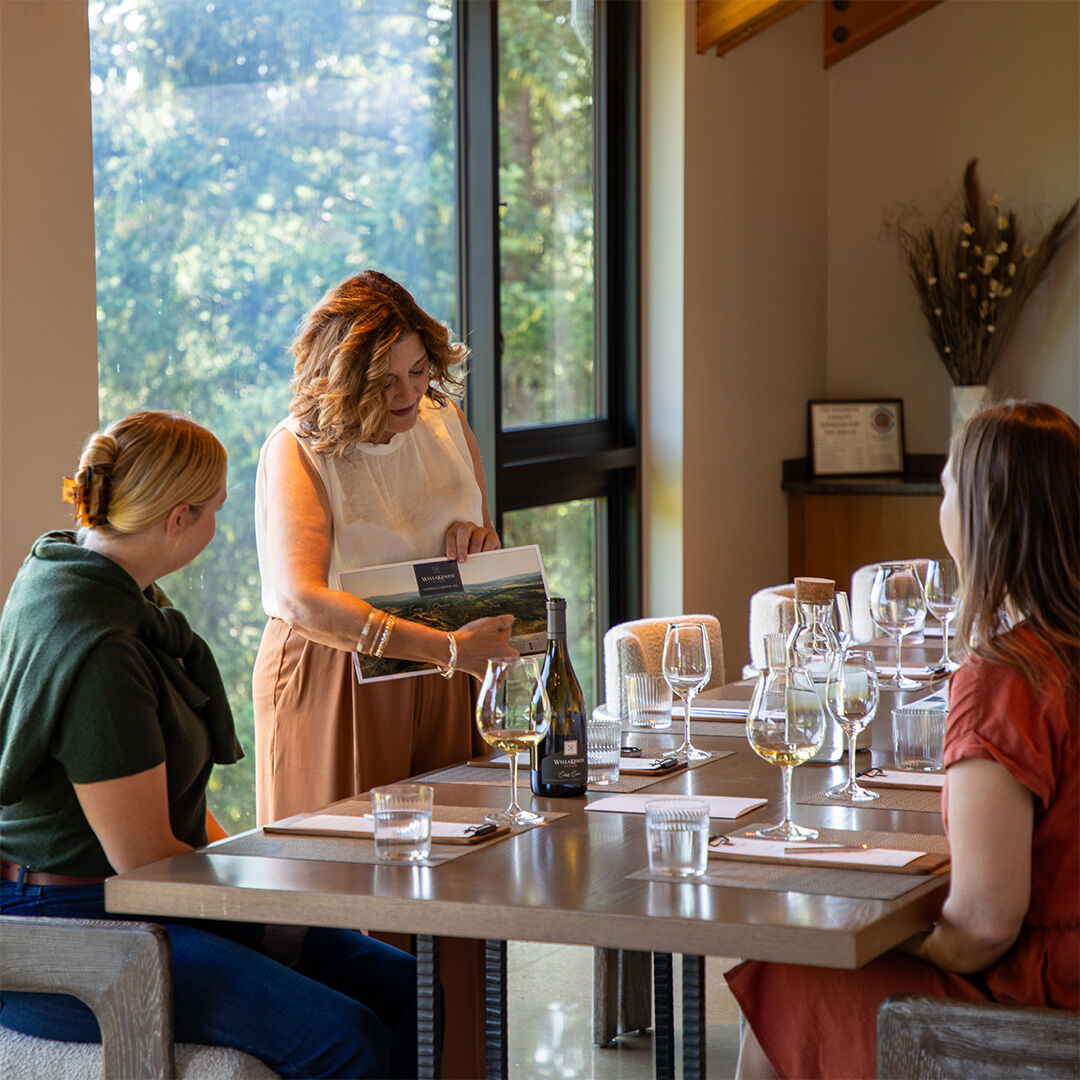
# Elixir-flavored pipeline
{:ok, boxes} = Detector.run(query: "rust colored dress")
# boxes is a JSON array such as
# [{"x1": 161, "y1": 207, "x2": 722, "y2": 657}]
[{"x1": 726, "y1": 627, "x2": 1079, "y2": 1079}]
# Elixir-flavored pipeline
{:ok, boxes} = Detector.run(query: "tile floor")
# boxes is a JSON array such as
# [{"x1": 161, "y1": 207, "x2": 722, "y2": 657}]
[{"x1": 507, "y1": 942, "x2": 742, "y2": 1079}]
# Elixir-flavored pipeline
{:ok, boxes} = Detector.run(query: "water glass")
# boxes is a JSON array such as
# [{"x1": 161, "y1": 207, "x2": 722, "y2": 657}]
[
  {"x1": 625, "y1": 673, "x2": 673, "y2": 730},
  {"x1": 645, "y1": 798, "x2": 709, "y2": 878},
  {"x1": 370, "y1": 783, "x2": 434, "y2": 862},
  {"x1": 587, "y1": 715, "x2": 622, "y2": 785},
  {"x1": 891, "y1": 708, "x2": 946, "y2": 772}
]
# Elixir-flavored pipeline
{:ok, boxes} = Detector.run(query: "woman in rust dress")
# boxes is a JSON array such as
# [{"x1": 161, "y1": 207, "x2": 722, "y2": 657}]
[{"x1": 727, "y1": 400, "x2": 1079, "y2": 1079}]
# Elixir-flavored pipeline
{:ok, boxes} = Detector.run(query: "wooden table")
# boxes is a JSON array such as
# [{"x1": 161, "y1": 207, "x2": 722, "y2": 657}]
[{"x1": 107, "y1": 653, "x2": 950, "y2": 1079}]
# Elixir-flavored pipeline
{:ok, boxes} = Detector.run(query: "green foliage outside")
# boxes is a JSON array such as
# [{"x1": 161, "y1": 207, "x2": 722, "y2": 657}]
[{"x1": 89, "y1": 0, "x2": 597, "y2": 833}]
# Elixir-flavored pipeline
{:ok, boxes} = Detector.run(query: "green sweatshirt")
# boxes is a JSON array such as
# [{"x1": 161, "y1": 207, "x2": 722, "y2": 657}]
[{"x1": 0, "y1": 532, "x2": 242, "y2": 876}]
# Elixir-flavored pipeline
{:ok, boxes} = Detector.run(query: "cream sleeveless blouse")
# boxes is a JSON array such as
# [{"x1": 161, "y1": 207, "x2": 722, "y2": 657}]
[{"x1": 255, "y1": 397, "x2": 483, "y2": 618}]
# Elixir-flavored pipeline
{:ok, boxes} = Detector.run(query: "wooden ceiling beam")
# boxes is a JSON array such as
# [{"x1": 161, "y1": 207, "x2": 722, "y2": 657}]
[
  {"x1": 824, "y1": 0, "x2": 942, "y2": 67},
  {"x1": 696, "y1": 0, "x2": 810, "y2": 57}
]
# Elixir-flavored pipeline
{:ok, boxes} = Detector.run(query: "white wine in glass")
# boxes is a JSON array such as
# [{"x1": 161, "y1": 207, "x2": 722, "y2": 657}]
[
  {"x1": 475, "y1": 656, "x2": 551, "y2": 826},
  {"x1": 869, "y1": 562, "x2": 926, "y2": 689},
  {"x1": 662, "y1": 621, "x2": 713, "y2": 762},
  {"x1": 747, "y1": 635, "x2": 826, "y2": 841},
  {"x1": 924, "y1": 558, "x2": 961, "y2": 674},
  {"x1": 824, "y1": 649, "x2": 880, "y2": 801}
]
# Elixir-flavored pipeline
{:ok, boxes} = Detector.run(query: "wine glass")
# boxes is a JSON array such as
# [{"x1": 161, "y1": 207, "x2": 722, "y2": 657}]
[
  {"x1": 833, "y1": 590, "x2": 854, "y2": 651},
  {"x1": 746, "y1": 635, "x2": 826, "y2": 840},
  {"x1": 661, "y1": 622, "x2": 713, "y2": 762},
  {"x1": 923, "y1": 558, "x2": 961, "y2": 675},
  {"x1": 869, "y1": 562, "x2": 926, "y2": 689},
  {"x1": 475, "y1": 656, "x2": 551, "y2": 825},
  {"x1": 824, "y1": 649, "x2": 880, "y2": 801}
]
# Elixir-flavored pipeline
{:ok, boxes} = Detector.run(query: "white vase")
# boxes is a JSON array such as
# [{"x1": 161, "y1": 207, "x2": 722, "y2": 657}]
[{"x1": 950, "y1": 385, "x2": 990, "y2": 438}]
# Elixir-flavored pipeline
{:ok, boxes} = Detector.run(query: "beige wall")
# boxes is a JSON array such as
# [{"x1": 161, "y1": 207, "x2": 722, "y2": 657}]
[
  {"x1": 827, "y1": 0, "x2": 1080, "y2": 448},
  {"x1": 659, "y1": 0, "x2": 1079, "y2": 671},
  {"x1": 1, "y1": 1, "x2": 99, "y2": 599},
  {"x1": 642, "y1": 0, "x2": 686, "y2": 615},
  {"x1": 677, "y1": 3, "x2": 829, "y2": 672}
]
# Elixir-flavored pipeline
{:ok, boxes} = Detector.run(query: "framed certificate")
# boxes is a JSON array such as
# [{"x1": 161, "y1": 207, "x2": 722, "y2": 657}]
[{"x1": 808, "y1": 400, "x2": 905, "y2": 477}]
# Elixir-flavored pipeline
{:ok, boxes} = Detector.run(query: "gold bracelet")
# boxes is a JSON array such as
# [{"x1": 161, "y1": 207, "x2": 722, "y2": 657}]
[
  {"x1": 437, "y1": 632, "x2": 457, "y2": 679},
  {"x1": 356, "y1": 609, "x2": 380, "y2": 654},
  {"x1": 373, "y1": 614, "x2": 396, "y2": 659}
]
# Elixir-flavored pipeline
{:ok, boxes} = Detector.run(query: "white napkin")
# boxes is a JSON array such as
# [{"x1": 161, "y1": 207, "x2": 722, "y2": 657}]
[
  {"x1": 862, "y1": 769, "x2": 945, "y2": 789},
  {"x1": 269, "y1": 814, "x2": 483, "y2": 840},
  {"x1": 585, "y1": 794, "x2": 767, "y2": 819},
  {"x1": 690, "y1": 702, "x2": 749, "y2": 719},
  {"x1": 876, "y1": 664, "x2": 937, "y2": 677},
  {"x1": 618, "y1": 756, "x2": 681, "y2": 774},
  {"x1": 489, "y1": 752, "x2": 528, "y2": 765},
  {"x1": 894, "y1": 688, "x2": 949, "y2": 711},
  {"x1": 709, "y1": 835, "x2": 925, "y2": 867}
]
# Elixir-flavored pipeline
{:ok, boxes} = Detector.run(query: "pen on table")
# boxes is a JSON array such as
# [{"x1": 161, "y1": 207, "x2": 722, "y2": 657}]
[
  {"x1": 653, "y1": 756, "x2": 679, "y2": 769},
  {"x1": 784, "y1": 844, "x2": 871, "y2": 854}
]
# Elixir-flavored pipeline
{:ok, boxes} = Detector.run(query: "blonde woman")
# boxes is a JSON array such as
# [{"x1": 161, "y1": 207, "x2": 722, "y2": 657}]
[
  {"x1": 0, "y1": 411, "x2": 417, "y2": 1078},
  {"x1": 727, "y1": 401, "x2": 1079, "y2": 1079}
]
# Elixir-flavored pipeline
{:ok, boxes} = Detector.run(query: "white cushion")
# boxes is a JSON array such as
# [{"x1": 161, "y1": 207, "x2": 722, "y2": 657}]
[
  {"x1": 747, "y1": 584, "x2": 796, "y2": 671},
  {"x1": 0, "y1": 1025, "x2": 278, "y2": 1079},
  {"x1": 602, "y1": 615, "x2": 725, "y2": 717},
  {"x1": 850, "y1": 560, "x2": 929, "y2": 643}
]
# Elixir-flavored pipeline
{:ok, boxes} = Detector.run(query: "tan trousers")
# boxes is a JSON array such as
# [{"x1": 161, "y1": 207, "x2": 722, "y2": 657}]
[{"x1": 253, "y1": 617, "x2": 487, "y2": 1078}]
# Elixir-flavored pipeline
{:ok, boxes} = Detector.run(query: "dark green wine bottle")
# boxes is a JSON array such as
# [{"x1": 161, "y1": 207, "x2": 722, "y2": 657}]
[{"x1": 530, "y1": 597, "x2": 588, "y2": 797}]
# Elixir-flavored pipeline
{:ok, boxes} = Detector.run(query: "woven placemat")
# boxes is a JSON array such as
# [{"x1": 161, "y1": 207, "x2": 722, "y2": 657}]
[
  {"x1": 216, "y1": 799, "x2": 565, "y2": 868},
  {"x1": 628, "y1": 862, "x2": 930, "y2": 901},
  {"x1": 798, "y1": 787, "x2": 942, "y2": 814},
  {"x1": 426, "y1": 755, "x2": 730, "y2": 794},
  {"x1": 630, "y1": 824, "x2": 949, "y2": 901}
]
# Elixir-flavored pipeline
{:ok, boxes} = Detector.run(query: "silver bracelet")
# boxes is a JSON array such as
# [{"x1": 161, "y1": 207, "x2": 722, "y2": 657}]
[
  {"x1": 356, "y1": 609, "x2": 380, "y2": 654},
  {"x1": 437, "y1": 632, "x2": 457, "y2": 679}
]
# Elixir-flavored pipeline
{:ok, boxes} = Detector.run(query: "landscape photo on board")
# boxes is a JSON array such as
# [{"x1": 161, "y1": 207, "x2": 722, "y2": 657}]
[{"x1": 338, "y1": 545, "x2": 549, "y2": 682}]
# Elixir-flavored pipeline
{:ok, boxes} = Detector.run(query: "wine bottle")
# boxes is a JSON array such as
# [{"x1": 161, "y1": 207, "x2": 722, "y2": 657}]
[{"x1": 530, "y1": 597, "x2": 588, "y2": 797}]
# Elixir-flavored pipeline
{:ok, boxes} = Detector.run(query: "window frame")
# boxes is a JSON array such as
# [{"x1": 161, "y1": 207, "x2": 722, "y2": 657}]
[{"x1": 456, "y1": 0, "x2": 642, "y2": 663}]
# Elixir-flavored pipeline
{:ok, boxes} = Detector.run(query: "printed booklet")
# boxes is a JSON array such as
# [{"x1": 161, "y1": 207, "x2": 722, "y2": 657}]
[{"x1": 337, "y1": 544, "x2": 549, "y2": 683}]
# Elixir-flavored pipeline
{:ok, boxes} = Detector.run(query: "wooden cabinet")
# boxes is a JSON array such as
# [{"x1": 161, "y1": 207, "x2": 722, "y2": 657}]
[{"x1": 784, "y1": 458, "x2": 948, "y2": 593}]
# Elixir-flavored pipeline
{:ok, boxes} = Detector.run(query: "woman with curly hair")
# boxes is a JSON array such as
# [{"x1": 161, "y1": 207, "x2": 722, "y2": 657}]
[
  {"x1": 253, "y1": 270, "x2": 514, "y2": 821},
  {"x1": 253, "y1": 272, "x2": 512, "y2": 1075},
  {"x1": 728, "y1": 400, "x2": 1079, "y2": 1079}
]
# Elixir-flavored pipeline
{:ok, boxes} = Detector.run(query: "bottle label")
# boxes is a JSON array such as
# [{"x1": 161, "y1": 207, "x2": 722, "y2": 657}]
[{"x1": 540, "y1": 750, "x2": 586, "y2": 785}]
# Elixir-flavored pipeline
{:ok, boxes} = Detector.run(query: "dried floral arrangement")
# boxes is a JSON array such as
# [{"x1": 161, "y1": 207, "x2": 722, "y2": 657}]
[{"x1": 886, "y1": 160, "x2": 1077, "y2": 386}]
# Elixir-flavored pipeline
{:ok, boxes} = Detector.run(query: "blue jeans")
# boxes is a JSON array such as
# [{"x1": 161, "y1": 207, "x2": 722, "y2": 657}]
[{"x1": 0, "y1": 881, "x2": 417, "y2": 1079}]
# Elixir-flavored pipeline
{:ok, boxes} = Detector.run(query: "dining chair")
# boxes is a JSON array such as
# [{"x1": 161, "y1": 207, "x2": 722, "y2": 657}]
[
  {"x1": 877, "y1": 993, "x2": 1080, "y2": 1078},
  {"x1": 850, "y1": 559, "x2": 930, "y2": 643},
  {"x1": 594, "y1": 614, "x2": 726, "y2": 1047},
  {"x1": 0, "y1": 915, "x2": 277, "y2": 1079},
  {"x1": 747, "y1": 583, "x2": 797, "y2": 674},
  {"x1": 602, "y1": 614, "x2": 726, "y2": 720}
]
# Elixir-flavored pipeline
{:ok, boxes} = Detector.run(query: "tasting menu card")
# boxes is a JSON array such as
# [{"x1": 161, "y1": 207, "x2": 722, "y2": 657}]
[
  {"x1": 585, "y1": 794, "x2": 768, "y2": 819},
  {"x1": 337, "y1": 544, "x2": 548, "y2": 683},
  {"x1": 707, "y1": 835, "x2": 948, "y2": 874},
  {"x1": 264, "y1": 812, "x2": 508, "y2": 845}
]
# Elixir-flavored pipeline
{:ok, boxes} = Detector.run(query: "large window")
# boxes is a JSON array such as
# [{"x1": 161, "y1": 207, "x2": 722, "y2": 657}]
[
  {"x1": 465, "y1": 0, "x2": 641, "y2": 702},
  {"x1": 89, "y1": 0, "x2": 639, "y2": 831}
]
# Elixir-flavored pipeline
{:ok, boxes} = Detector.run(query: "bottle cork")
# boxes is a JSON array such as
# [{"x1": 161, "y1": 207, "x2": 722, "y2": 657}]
[{"x1": 794, "y1": 577, "x2": 835, "y2": 604}]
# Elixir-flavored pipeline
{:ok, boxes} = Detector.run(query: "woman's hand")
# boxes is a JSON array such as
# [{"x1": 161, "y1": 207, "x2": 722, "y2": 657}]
[
  {"x1": 445, "y1": 521, "x2": 500, "y2": 562},
  {"x1": 455, "y1": 614, "x2": 518, "y2": 676}
]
